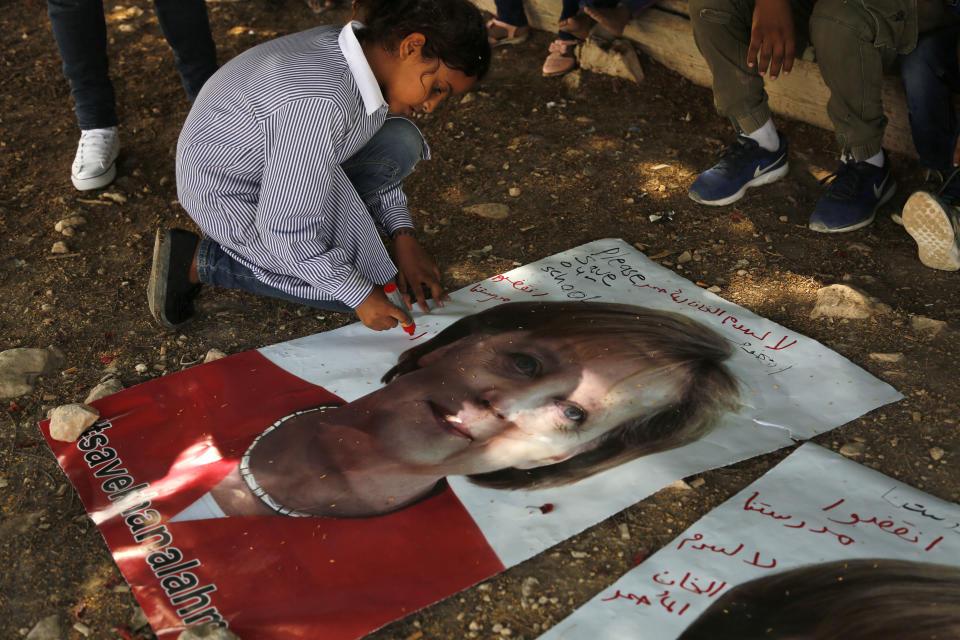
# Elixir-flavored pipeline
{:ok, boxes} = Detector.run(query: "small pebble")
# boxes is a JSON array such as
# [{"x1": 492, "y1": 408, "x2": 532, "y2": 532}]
[
  {"x1": 51, "y1": 241, "x2": 69, "y2": 254},
  {"x1": 839, "y1": 442, "x2": 865, "y2": 458},
  {"x1": 930, "y1": 447, "x2": 945, "y2": 461},
  {"x1": 135, "y1": 363, "x2": 148, "y2": 374},
  {"x1": 869, "y1": 352, "x2": 904, "y2": 363},
  {"x1": 203, "y1": 349, "x2": 227, "y2": 363},
  {"x1": 508, "y1": 187, "x2": 521, "y2": 197},
  {"x1": 54, "y1": 215, "x2": 86, "y2": 232}
]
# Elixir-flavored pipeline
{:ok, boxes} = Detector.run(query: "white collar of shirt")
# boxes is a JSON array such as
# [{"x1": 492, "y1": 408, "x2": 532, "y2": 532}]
[{"x1": 338, "y1": 21, "x2": 387, "y2": 115}]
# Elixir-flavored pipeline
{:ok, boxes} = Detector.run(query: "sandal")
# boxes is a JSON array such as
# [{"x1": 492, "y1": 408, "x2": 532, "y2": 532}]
[
  {"x1": 558, "y1": 13, "x2": 593, "y2": 41},
  {"x1": 542, "y1": 39, "x2": 580, "y2": 77},
  {"x1": 486, "y1": 18, "x2": 531, "y2": 47}
]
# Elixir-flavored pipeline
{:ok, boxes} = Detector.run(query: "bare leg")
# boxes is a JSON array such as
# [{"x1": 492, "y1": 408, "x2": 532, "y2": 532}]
[{"x1": 584, "y1": 5, "x2": 632, "y2": 36}]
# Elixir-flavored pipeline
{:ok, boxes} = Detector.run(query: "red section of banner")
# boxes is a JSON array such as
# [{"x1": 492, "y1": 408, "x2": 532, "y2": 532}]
[{"x1": 43, "y1": 351, "x2": 504, "y2": 639}]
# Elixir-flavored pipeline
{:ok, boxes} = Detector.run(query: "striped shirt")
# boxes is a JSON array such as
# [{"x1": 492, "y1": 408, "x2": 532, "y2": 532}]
[{"x1": 176, "y1": 23, "x2": 423, "y2": 308}]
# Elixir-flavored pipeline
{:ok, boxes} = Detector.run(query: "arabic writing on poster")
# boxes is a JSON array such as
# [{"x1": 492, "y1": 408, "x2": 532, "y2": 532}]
[
  {"x1": 473, "y1": 244, "x2": 800, "y2": 368},
  {"x1": 881, "y1": 487, "x2": 960, "y2": 536},
  {"x1": 743, "y1": 491, "x2": 945, "y2": 551},
  {"x1": 601, "y1": 566, "x2": 735, "y2": 618}
]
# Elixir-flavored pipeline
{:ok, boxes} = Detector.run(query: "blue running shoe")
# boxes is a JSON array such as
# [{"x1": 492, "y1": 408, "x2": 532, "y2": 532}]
[
  {"x1": 688, "y1": 133, "x2": 789, "y2": 206},
  {"x1": 808, "y1": 155, "x2": 896, "y2": 233}
]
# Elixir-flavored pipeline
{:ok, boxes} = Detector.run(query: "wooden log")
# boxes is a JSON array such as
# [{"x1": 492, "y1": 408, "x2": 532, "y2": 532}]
[{"x1": 472, "y1": 0, "x2": 918, "y2": 156}]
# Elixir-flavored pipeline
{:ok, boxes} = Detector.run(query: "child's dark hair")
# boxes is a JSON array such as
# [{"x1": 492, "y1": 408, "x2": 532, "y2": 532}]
[
  {"x1": 678, "y1": 559, "x2": 960, "y2": 640},
  {"x1": 353, "y1": 0, "x2": 491, "y2": 80}
]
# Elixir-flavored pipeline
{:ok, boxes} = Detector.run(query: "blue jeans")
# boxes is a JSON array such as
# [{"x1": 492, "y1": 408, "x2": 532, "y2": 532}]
[
  {"x1": 196, "y1": 117, "x2": 425, "y2": 312},
  {"x1": 900, "y1": 25, "x2": 960, "y2": 176},
  {"x1": 47, "y1": 0, "x2": 218, "y2": 129}
]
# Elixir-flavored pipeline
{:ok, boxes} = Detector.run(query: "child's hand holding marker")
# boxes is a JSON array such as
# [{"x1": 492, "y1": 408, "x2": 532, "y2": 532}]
[
  {"x1": 355, "y1": 285, "x2": 413, "y2": 332},
  {"x1": 383, "y1": 282, "x2": 416, "y2": 335}
]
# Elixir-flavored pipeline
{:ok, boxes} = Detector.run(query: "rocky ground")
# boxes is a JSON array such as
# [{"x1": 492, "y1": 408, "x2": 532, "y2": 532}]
[{"x1": 2, "y1": 0, "x2": 959, "y2": 638}]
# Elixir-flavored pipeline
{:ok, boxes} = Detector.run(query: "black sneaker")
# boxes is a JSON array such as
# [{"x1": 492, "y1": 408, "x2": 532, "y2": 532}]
[
  {"x1": 688, "y1": 134, "x2": 789, "y2": 206},
  {"x1": 148, "y1": 229, "x2": 202, "y2": 328},
  {"x1": 808, "y1": 155, "x2": 896, "y2": 233}
]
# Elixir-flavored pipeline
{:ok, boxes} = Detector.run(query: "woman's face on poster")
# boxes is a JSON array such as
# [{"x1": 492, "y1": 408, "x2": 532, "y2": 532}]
[{"x1": 368, "y1": 330, "x2": 682, "y2": 475}]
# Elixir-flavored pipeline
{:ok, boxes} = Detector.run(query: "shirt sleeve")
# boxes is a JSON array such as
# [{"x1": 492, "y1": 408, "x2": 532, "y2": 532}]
[
  {"x1": 363, "y1": 181, "x2": 415, "y2": 236},
  {"x1": 257, "y1": 98, "x2": 374, "y2": 308}
]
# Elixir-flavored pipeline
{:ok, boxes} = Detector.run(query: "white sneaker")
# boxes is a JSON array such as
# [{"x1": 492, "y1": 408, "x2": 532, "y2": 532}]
[{"x1": 71, "y1": 127, "x2": 120, "y2": 191}]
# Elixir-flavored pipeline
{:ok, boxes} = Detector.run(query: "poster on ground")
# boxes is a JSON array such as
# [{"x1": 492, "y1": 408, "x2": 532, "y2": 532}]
[
  {"x1": 41, "y1": 239, "x2": 902, "y2": 639},
  {"x1": 538, "y1": 442, "x2": 960, "y2": 639}
]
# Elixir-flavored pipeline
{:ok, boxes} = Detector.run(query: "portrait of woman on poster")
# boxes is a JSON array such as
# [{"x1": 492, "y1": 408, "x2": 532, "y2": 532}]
[
  {"x1": 678, "y1": 558, "x2": 960, "y2": 640},
  {"x1": 173, "y1": 301, "x2": 740, "y2": 521}
]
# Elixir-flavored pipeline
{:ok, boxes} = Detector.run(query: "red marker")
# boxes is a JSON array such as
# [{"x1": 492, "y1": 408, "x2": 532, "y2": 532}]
[{"x1": 383, "y1": 282, "x2": 416, "y2": 335}]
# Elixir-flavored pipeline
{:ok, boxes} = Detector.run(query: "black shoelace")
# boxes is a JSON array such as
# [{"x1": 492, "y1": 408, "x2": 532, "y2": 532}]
[
  {"x1": 713, "y1": 138, "x2": 759, "y2": 176},
  {"x1": 936, "y1": 166, "x2": 960, "y2": 206},
  {"x1": 819, "y1": 159, "x2": 867, "y2": 202}
]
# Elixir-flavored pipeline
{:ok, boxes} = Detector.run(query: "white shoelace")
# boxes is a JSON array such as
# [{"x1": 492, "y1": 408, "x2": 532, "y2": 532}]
[{"x1": 75, "y1": 127, "x2": 118, "y2": 172}]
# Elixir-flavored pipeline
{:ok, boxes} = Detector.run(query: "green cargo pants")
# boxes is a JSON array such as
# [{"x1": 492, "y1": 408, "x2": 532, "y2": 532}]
[{"x1": 689, "y1": 0, "x2": 952, "y2": 161}]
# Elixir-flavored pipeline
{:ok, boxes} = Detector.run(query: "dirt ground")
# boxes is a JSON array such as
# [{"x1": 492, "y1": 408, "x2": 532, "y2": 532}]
[{"x1": 2, "y1": 0, "x2": 958, "y2": 638}]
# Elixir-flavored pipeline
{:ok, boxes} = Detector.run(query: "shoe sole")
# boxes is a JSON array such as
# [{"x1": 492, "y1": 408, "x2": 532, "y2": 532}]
[
  {"x1": 147, "y1": 229, "x2": 189, "y2": 329},
  {"x1": 71, "y1": 163, "x2": 116, "y2": 191},
  {"x1": 808, "y1": 181, "x2": 896, "y2": 234},
  {"x1": 903, "y1": 191, "x2": 960, "y2": 271},
  {"x1": 688, "y1": 162, "x2": 789, "y2": 207}
]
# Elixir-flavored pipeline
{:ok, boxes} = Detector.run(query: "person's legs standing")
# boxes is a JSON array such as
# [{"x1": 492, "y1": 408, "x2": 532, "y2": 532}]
[
  {"x1": 154, "y1": 0, "x2": 218, "y2": 102},
  {"x1": 48, "y1": 0, "x2": 120, "y2": 190},
  {"x1": 48, "y1": 0, "x2": 114, "y2": 129}
]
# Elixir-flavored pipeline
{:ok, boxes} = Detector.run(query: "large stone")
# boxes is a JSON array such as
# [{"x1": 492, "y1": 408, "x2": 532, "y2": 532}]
[
  {"x1": 809, "y1": 284, "x2": 891, "y2": 320},
  {"x1": 463, "y1": 203, "x2": 510, "y2": 220},
  {"x1": 0, "y1": 347, "x2": 66, "y2": 398},
  {"x1": 49, "y1": 404, "x2": 100, "y2": 442},
  {"x1": 579, "y1": 36, "x2": 644, "y2": 83}
]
